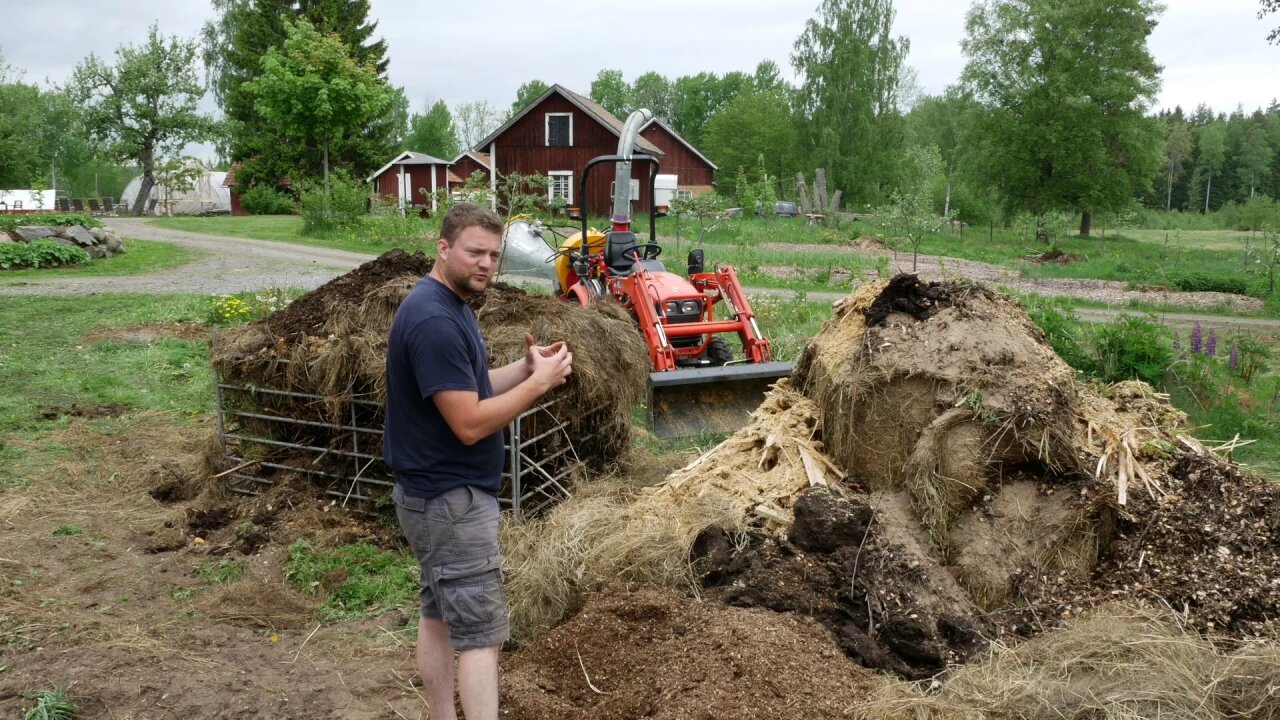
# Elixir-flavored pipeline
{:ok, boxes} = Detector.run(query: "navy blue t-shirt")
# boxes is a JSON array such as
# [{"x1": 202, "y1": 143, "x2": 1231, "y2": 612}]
[{"x1": 383, "y1": 275, "x2": 503, "y2": 499}]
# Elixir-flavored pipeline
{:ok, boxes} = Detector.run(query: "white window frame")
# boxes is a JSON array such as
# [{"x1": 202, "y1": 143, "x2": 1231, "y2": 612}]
[
  {"x1": 545, "y1": 113, "x2": 573, "y2": 147},
  {"x1": 548, "y1": 171, "x2": 573, "y2": 205},
  {"x1": 676, "y1": 189, "x2": 693, "y2": 201}
]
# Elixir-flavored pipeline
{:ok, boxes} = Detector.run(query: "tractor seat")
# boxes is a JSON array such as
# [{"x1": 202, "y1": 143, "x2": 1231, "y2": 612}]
[{"x1": 604, "y1": 231, "x2": 665, "y2": 275}]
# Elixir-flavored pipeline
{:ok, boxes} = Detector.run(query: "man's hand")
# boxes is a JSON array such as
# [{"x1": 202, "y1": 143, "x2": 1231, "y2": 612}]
[
  {"x1": 524, "y1": 332, "x2": 568, "y2": 375},
  {"x1": 528, "y1": 337, "x2": 572, "y2": 393}
]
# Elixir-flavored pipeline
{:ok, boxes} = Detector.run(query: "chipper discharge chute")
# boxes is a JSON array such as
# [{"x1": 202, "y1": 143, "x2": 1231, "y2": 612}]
[{"x1": 548, "y1": 108, "x2": 793, "y2": 437}]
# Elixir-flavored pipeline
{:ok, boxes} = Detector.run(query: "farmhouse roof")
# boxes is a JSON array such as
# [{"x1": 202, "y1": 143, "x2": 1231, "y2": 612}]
[
  {"x1": 476, "y1": 84, "x2": 664, "y2": 156},
  {"x1": 642, "y1": 117, "x2": 719, "y2": 171},
  {"x1": 452, "y1": 149, "x2": 492, "y2": 168},
  {"x1": 366, "y1": 151, "x2": 452, "y2": 183}
]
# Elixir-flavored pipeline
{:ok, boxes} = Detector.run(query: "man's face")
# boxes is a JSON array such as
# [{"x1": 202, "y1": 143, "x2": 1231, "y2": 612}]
[{"x1": 437, "y1": 225, "x2": 502, "y2": 298}]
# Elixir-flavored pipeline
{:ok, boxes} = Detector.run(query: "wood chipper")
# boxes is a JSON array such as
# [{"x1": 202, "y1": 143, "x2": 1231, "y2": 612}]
[{"x1": 546, "y1": 109, "x2": 794, "y2": 437}]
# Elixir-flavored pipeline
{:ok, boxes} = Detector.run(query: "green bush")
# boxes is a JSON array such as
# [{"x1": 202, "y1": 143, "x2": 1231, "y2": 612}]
[
  {"x1": 298, "y1": 169, "x2": 368, "y2": 233},
  {"x1": 1025, "y1": 298, "x2": 1098, "y2": 376},
  {"x1": 0, "y1": 239, "x2": 91, "y2": 270},
  {"x1": 0, "y1": 213, "x2": 102, "y2": 232},
  {"x1": 1168, "y1": 272, "x2": 1251, "y2": 296},
  {"x1": 1091, "y1": 314, "x2": 1174, "y2": 386},
  {"x1": 238, "y1": 185, "x2": 296, "y2": 215}
]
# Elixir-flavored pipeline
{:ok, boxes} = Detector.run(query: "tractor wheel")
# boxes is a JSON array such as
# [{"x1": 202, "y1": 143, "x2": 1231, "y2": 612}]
[{"x1": 706, "y1": 336, "x2": 734, "y2": 366}]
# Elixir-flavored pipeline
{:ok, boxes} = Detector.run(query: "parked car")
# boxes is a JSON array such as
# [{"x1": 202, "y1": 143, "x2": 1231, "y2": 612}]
[{"x1": 725, "y1": 200, "x2": 801, "y2": 218}]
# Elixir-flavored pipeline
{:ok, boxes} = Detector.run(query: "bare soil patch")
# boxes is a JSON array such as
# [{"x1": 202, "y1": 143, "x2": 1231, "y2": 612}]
[
  {"x1": 36, "y1": 403, "x2": 132, "y2": 420},
  {"x1": 83, "y1": 321, "x2": 211, "y2": 344}
]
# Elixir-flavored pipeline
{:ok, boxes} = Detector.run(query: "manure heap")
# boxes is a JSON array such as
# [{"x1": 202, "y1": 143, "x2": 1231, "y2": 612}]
[{"x1": 650, "y1": 275, "x2": 1278, "y2": 678}]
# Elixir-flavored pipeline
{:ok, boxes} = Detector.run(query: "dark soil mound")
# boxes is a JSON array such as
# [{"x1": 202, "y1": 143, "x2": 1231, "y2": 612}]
[
  {"x1": 501, "y1": 587, "x2": 873, "y2": 719},
  {"x1": 697, "y1": 488, "x2": 989, "y2": 679},
  {"x1": 863, "y1": 273, "x2": 957, "y2": 324},
  {"x1": 1013, "y1": 449, "x2": 1280, "y2": 637},
  {"x1": 1030, "y1": 248, "x2": 1082, "y2": 264},
  {"x1": 262, "y1": 249, "x2": 433, "y2": 339}
]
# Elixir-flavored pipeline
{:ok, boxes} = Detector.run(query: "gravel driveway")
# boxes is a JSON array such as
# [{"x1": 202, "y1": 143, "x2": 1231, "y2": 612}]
[{"x1": 0, "y1": 218, "x2": 376, "y2": 296}]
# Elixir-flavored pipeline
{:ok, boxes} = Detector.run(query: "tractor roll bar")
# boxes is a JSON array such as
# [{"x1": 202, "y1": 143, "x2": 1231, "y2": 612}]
[{"x1": 576, "y1": 153, "x2": 661, "y2": 256}]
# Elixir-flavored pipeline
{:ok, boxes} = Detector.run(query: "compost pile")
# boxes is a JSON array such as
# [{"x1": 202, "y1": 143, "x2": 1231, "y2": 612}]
[
  {"x1": 606, "y1": 274, "x2": 1279, "y2": 679},
  {"x1": 210, "y1": 249, "x2": 649, "y2": 492}
]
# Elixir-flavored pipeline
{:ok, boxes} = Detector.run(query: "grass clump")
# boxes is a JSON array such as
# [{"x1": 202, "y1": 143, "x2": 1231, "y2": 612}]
[
  {"x1": 284, "y1": 540, "x2": 418, "y2": 621},
  {"x1": 196, "y1": 558, "x2": 246, "y2": 585},
  {"x1": 23, "y1": 685, "x2": 76, "y2": 720},
  {"x1": 49, "y1": 524, "x2": 84, "y2": 537}
]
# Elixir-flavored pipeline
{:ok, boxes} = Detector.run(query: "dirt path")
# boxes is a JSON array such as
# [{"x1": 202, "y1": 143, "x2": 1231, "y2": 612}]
[{"x1": 0, "y1": 218, "x2": 376, "y2": 296}]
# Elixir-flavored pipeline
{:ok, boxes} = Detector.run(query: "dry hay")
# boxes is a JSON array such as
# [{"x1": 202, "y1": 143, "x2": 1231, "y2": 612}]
[
  {"x1": 210, "y1": 249, "x2": 651, "y2": 495},
  {"x1": 500, "y1": 475, "x2": 743, "y2": 643},
  {"x1": 196, "y1": 579, "x2": 316, "y2": 631},
  {"x1": 856, "y1": 605, "x2": 1280, "y2": 720},
  {"x1": 499, "y1": 381, "x2": 851, "y2": 643}
]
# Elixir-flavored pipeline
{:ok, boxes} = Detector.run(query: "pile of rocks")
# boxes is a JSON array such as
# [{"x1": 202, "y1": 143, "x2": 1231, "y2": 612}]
[{"x1": 1, "y1": 224, "x2": 127, "y2": 258}]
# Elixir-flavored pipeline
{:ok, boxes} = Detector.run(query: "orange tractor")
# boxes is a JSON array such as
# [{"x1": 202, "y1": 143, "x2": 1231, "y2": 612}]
[{"x1": 548, "y1": 109, "x2": 793, "y2": 437}]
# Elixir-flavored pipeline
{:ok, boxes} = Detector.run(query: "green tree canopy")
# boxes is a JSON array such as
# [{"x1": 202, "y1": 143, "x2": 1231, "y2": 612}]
[
  {"x1": 703, "y1": 88, "x2": 798, "y2": 197},
  {"x1": 244, "y1": 18, "x2": 391, "y2": 201},
  {"x1": 792, "y1": 0, "x2": 910, "y2": 206},
  {"x1": 631, "y1": 72, "x2": 673, "y2": 120},
  {"x1": 72, "y1": 25, "x2": 215, "y2": 215},
  {"x1": 590, "y1": 69, "x2": 631, "y2": 117},
  {"x1": 202, "y1": 0, "x2": 392, "y2": 187},
  {"x1": 960, "y1": 0, "x2": 1164, "y2": 238},
  {"x1": 1162, "y1": 120, "x2": 1194, "y2": 211},
  {"x1": 407, "y1": 98, "x2": 460, "y2": 159},
  {"x1": 511, "y1": 79, "x2": 550, "y2": 116}
]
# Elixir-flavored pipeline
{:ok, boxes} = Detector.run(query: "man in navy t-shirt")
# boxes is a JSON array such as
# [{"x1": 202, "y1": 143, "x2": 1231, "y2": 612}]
[{"x1": 384, "y1": 202, "x2": 572, "y2": 720}]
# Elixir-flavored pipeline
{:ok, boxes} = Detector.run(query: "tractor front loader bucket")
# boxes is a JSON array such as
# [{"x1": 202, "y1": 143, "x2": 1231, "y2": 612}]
[{"x1": 647, "y1": 361, "x2": 795, "y2": 439}]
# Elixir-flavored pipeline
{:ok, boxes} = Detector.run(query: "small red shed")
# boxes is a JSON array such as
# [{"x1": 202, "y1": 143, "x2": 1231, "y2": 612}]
[{"x1": 367, "y1": 151, "x2": 453, "y2": 212}]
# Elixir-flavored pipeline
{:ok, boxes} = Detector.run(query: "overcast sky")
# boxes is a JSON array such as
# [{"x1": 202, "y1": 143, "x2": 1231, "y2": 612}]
[{"x1": 3, "y1": 0, "x2": 1277, "y2": 147}]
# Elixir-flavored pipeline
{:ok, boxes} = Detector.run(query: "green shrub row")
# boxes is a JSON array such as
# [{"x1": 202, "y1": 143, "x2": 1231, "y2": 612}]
[
  {"x1": 0, "y1": 213, "x2": 103, "y2": 231},
  {"x1": 1168, "y1": 272, "x2": 1252, "y2": 296},
  {"x1": 238, "y1": 185, "x2": 296, "y2": 215},
  {"x1": 0, "y1": 239, "x2": 90, "y2": 270}
]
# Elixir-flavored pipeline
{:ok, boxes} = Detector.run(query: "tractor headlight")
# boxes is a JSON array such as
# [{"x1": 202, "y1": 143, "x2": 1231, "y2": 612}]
[
  {"x1": 665, "y1": 301, "x2": 679, "y2": 314},
  {"x1": 679, "y1": 300, "x2": 700, "y2": 314}
]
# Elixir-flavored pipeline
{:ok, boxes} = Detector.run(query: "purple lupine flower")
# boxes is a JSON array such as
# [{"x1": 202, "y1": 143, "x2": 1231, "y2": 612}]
[
  {"x1": 1190, "y1": 322, "x2": 1202, "y2": 354},
  {"x1": 1229, "y1": 343, "x2": 1240, "y2": 373},
  {"x1": 1206, "y1": 329, "x2": 1217, "y2": 357}
]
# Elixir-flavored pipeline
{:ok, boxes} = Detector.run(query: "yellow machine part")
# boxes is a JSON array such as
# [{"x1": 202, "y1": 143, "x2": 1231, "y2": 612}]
[{"x1": 555, "y1": 228, "x2": 606, "y2": 294}]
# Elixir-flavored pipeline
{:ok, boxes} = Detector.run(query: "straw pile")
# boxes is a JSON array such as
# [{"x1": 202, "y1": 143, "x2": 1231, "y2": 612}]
[{"x1": 211, "y1": 250, "x2": 650, "y2": 485}]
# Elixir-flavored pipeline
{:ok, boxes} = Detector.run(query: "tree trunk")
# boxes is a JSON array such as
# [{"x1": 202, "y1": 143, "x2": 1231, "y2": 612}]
[
  {"x1": 1166, "y1": 165, "x2": 1173, "y2": 211},
  {"x1": 1204, "y1": 172, "x2": 1212, "y2": 214},
  {"x1": 323, "y1": 142, "x2": 332, "y2": 214},
  {"x1": 795, "y1": 173, "x2": 811, "y2": 213},
  {"x1": 133, "y1": 145, "x2": 155, "y2": 216},
  {"x1": 1079, "y1": 211, "x2": 1092, "y2": 237},
  {"x1": 944, "y1": 177, "x2": 952, "y2": 217}
]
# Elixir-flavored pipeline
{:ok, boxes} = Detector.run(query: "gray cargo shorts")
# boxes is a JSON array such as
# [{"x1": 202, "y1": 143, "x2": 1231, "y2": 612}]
[{"x1": 393, "y1": 483, "x2": 510, "y2": 650}]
